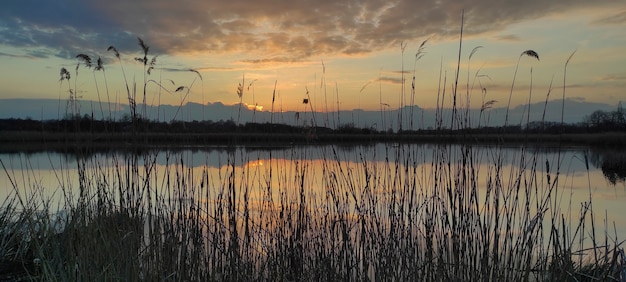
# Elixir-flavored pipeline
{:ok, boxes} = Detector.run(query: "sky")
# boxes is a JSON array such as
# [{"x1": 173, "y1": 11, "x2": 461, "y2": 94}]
[{"x1": 0, "y1": 0, "x2": 625, "y2": 114}]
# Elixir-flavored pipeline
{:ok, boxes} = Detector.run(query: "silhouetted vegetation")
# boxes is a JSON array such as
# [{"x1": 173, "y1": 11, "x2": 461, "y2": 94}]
[
  {"x1": 3, "y1": 102, "x2": 626, "y2": 137},
  {"x1": 589, "y1": 148, "x2": 626, "y2": 185},
  {"x1": 3, "y1": 115, "x2": 626, "y2": 153},
  {"x1": 2, "y1": 26, "x2": 626, "y2": 282},
  {"x1": 583, "y1": 103, "x2": 626, "y2": 132}
]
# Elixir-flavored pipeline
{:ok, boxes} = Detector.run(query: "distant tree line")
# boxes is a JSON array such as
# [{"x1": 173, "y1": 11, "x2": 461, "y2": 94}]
[
  {"x1": 0, "y1": 116, "x2": 370, "y2": 135},
  {"x1": 1, "y1": 104, "x2": 626, "y2": 135},
  {"x1": 582, "y1": 103, "x2": 626, "y2": 132}
]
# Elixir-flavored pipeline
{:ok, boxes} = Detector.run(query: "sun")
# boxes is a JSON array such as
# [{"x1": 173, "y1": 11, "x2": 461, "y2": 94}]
[{"x1": 246, "y1": 103, "x2": 264, "y2": 111}]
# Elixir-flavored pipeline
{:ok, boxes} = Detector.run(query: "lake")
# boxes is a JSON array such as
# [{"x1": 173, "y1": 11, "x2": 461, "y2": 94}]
[
  {"x1": 3, "y1": 143, "x2": 625, "y2": 235},
  {"x1": 1, "y1": 143, "x2": 625, "y2": 280}
]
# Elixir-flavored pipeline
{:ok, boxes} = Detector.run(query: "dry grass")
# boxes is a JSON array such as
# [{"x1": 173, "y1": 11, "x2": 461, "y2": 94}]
[
  {"x1": 1, "y1": 20, "x2": 625, "y2": 281},
  {"x1": 1, "y1": 140, "x2": 625, "y2": 281}
]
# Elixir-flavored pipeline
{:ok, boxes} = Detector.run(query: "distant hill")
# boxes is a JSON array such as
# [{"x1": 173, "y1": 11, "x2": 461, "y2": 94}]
[{"x1": 0, "y1": 98, "x2": 620, "y2": 130}]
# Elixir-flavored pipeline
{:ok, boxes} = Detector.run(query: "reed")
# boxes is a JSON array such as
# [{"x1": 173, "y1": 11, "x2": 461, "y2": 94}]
[
  {"x1": 2, "y1": 132, "x2": 625, "y2": 281},
  {"x1": 504, "y1": 50, "x2": 539, "y2": 127},
  {"x1": 1, "y1": 23, "x2": 624, "y2": 282},
  {"x1": 410, "y1": 39, "x2": 428, "y2": 130}
]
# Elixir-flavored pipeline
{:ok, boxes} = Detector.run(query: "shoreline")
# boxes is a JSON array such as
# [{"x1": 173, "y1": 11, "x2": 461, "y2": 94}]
[{"x1": 2, "y1": 130, "x2": 626, "y2": 153}]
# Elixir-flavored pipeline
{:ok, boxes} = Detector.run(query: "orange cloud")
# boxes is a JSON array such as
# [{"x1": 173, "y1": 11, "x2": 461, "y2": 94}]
[{"x1": 90, "y1": 0, "x2": 618, "y2": 61}]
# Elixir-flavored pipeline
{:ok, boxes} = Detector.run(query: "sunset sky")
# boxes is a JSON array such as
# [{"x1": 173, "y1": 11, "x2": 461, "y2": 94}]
[{"x1": 1, "y1": 0, "x2": 625, "y2": 114}]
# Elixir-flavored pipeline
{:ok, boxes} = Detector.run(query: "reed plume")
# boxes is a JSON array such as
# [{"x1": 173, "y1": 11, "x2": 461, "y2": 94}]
[{"x1": 504, "y1": 49, "x2": 540, "y2": 127}]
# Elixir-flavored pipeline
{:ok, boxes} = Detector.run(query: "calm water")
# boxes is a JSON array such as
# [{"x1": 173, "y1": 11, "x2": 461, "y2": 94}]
[{"x1": 2, "y1": 143, "x2": 626, "y2": 237}]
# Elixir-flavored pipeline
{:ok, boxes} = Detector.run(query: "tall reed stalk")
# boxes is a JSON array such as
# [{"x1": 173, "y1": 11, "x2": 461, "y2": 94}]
[{"x1": 504, "y1": 50, "x2": 539, "y2": 127}]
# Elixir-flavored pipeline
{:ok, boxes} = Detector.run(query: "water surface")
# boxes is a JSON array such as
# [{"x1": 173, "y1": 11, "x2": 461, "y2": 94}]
[{"x1": 2, "y1": 143, "x2": 625, "y2": 237}]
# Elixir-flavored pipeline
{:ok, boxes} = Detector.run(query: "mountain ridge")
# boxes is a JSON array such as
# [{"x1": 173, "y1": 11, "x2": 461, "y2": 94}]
[{"x1": 0, "y1": 98, "x2": 620, "y2": 130}]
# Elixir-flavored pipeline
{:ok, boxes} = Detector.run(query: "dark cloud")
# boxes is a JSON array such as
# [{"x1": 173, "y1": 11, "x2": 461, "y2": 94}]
[
  {"x1": 0, "y1": 0, "x2": 617, "y2": 62},
  {"x1": 0, "y1": 0, "x2": 134, "y2": 59},
  {"x1": 378, "y1": 77, "x2": 403, "y2": 85},
  {"x1": 2, "y1": 0, "x2": 113, "y2": 30},
  {"x1": 390, "y1": 70, "x2": 412, "y2": 75}
]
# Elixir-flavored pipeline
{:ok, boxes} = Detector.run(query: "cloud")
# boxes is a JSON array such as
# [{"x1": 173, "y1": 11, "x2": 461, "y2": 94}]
[
  {"x1": 0, "y1": 0, "x2": 137, "y2": 59},
  {"x1": 0, "y1": 51, "x2": 30, "y2": 59},
  {"x1": 241, "y1": 57, "x2": 309, "y2": 64},
  {"x1": 0, "y1": 48, "x2": 54, "y2": 59},
  {"x1": 193, "y1": 66, "x2": 233, "y2": 72},
  {"x1": 494, "y1": 34, "x2": 521, "y2": 42},
  {"x1": 245, "y1": 103, "x2": 264, "y2": 111},
  {"x1": 591, "y1": 10, "x2": 626, "y2": 25},
  {"x1": 565, "y1": 84, "x2": 586, "y2": 89},
  {"x1": 0, "y1": 0, "x2": 617, "y2": 63},
  {"x1": 389, "y1": 70, "x2": 412, "y2": 75},
  {"x1": 378, "y1": 77, "x2": 403, "y2": 85},
  {"x1": 598, "y1": 74, "x2": 626, "y2": 81}
]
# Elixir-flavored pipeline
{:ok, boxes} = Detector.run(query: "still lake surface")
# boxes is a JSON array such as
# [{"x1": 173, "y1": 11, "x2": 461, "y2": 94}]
[{"x1": 2, "y1": 143, "x2": 626, "y2": 239}]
